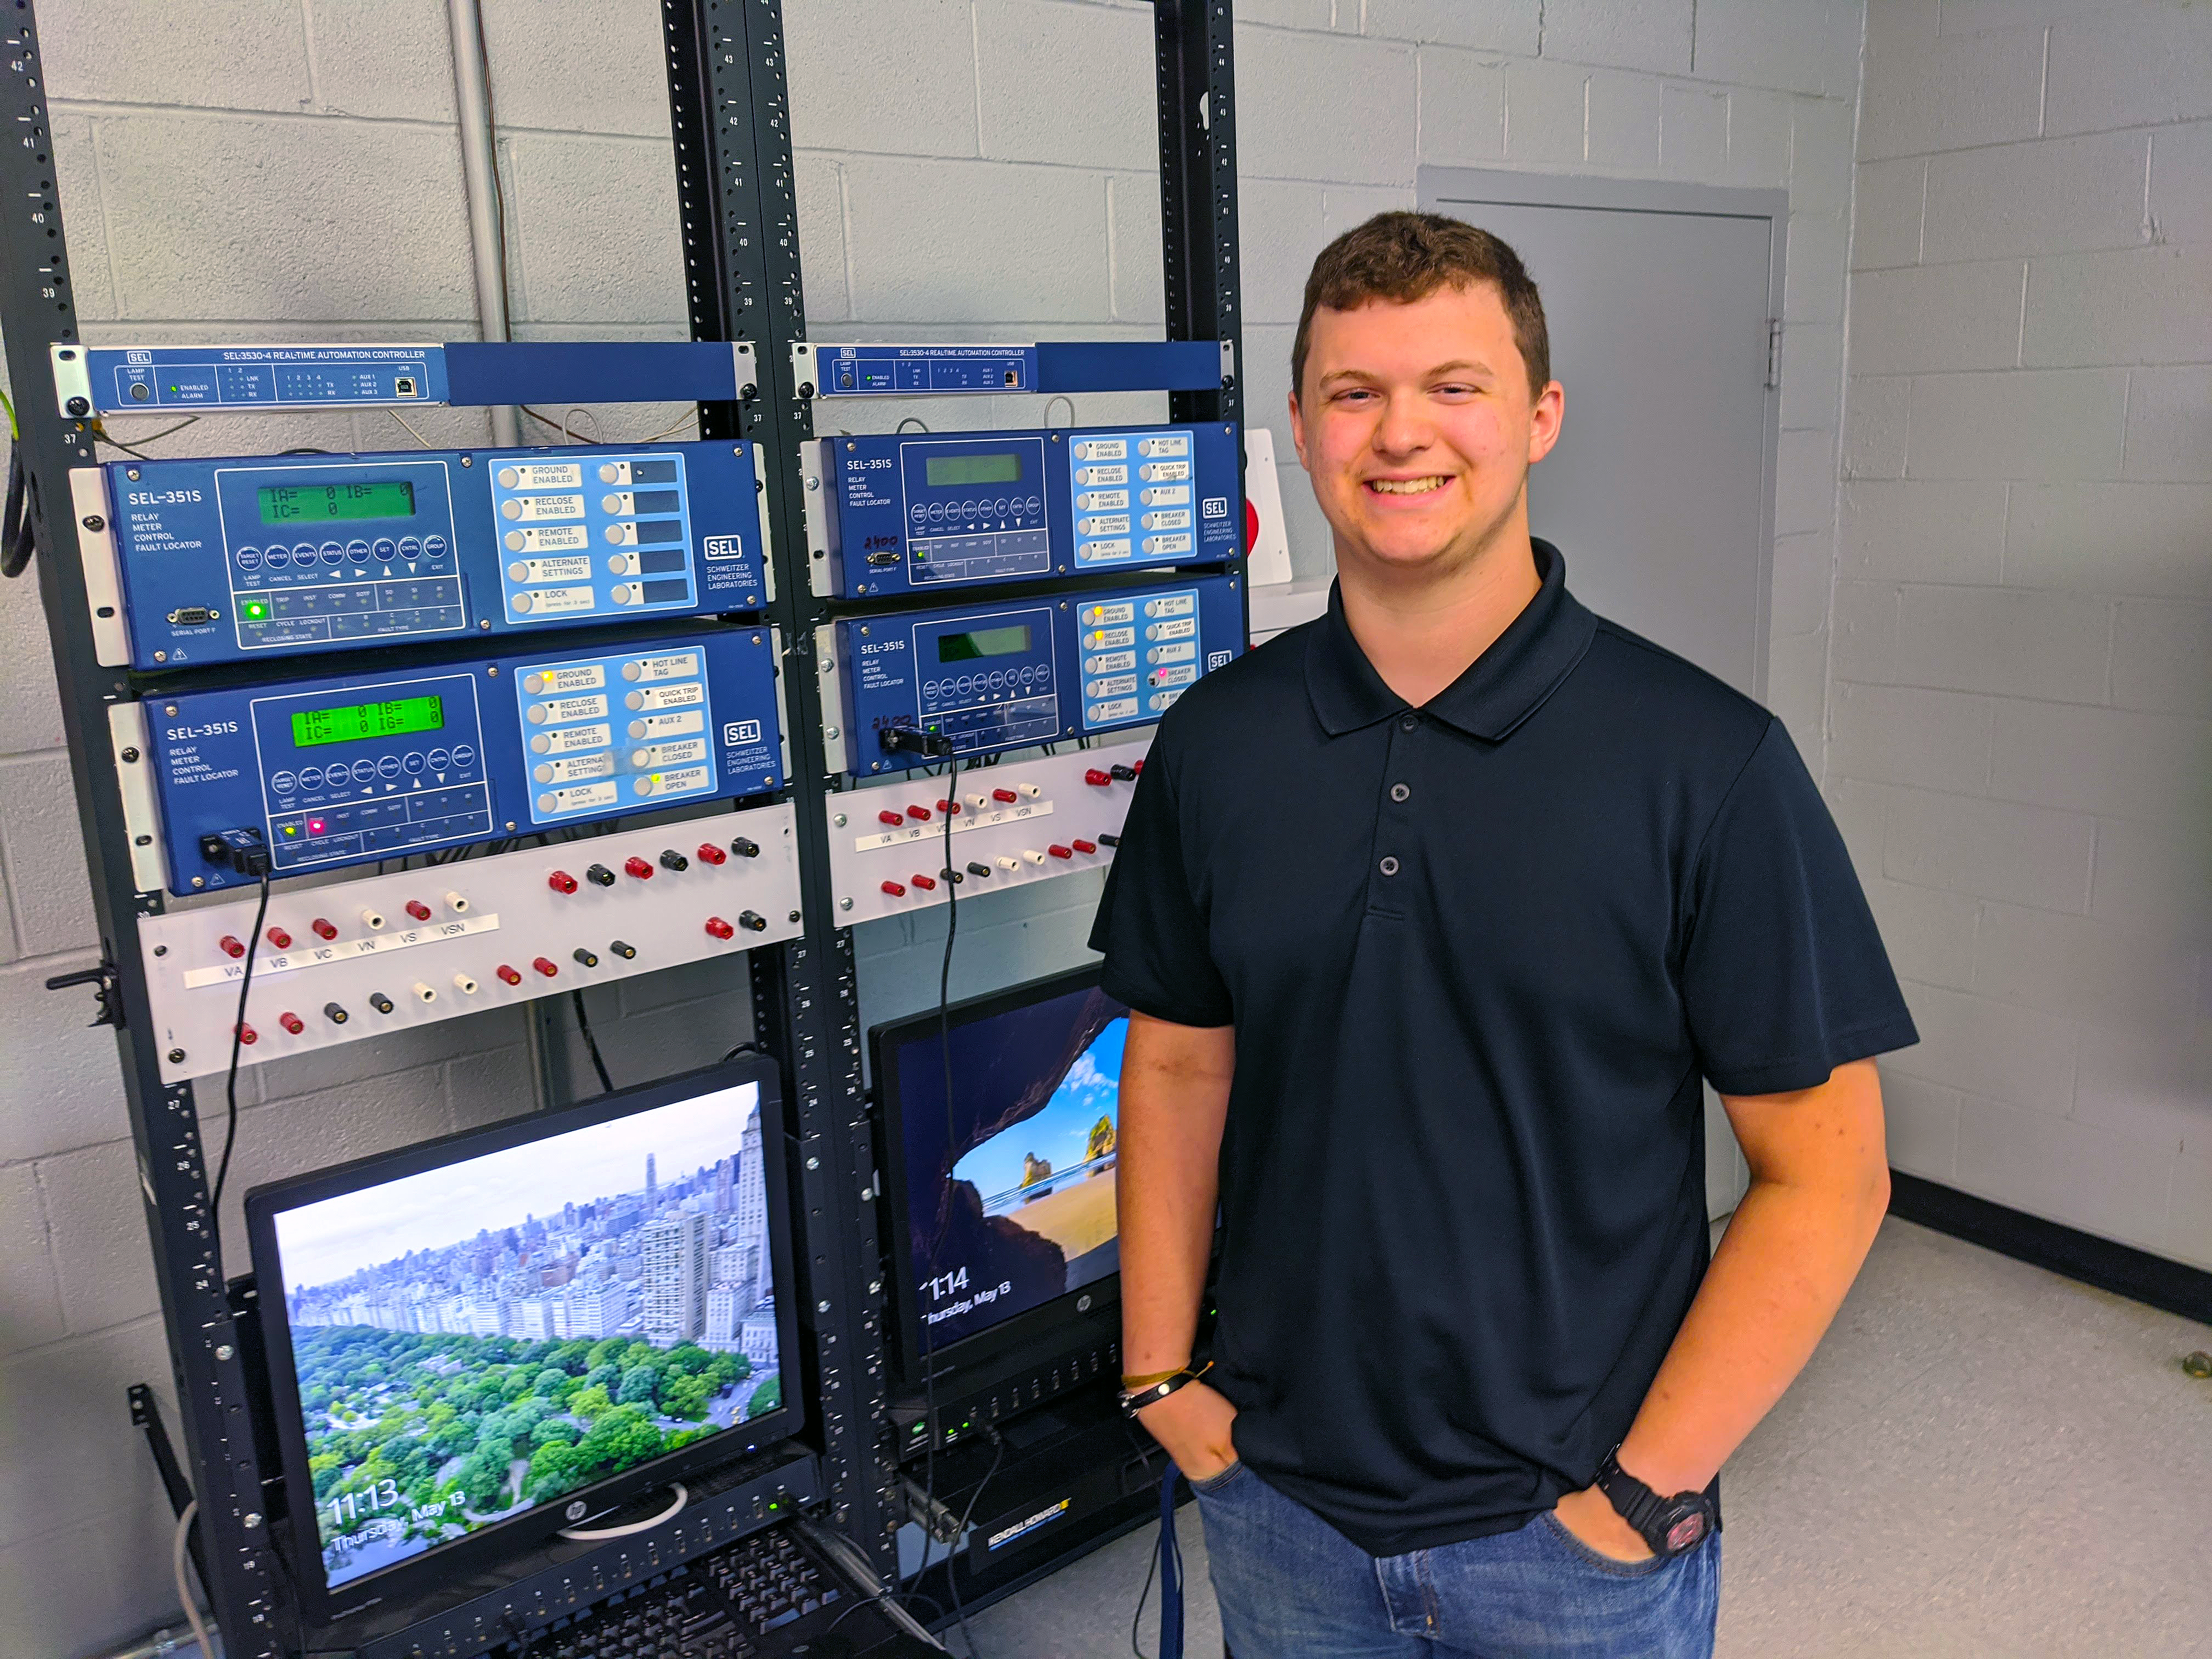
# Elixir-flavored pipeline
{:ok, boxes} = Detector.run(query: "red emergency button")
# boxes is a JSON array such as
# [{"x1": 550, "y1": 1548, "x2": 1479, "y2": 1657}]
[
  {"x1": 496, "y1": 964, "x2": 523, "y2": 986},
  {"x1": 266, "y1": 926, "x2": 293, "y2": 950},
  {"x1": 532, "y1": 957, "x2": 560, "y2": 977},
  {"x1": 704, "y1": 916, "x2": 736, "y2": 940},
  {"x1": 911, "y1": 873, "x2": 938, "y2": 890},
  {"x1": 881, "y1": 881, "x2": 907, "y2": 898},
  {"x1": 218, "y1": 935, "x2": 246, "y2": 959},
  {"x1": 405, "y1": 899, "x2": 433, "y2": 921},
  {"x1": 994, "y1": 788, "x2": 1019, "y2": 803},
  {"x1": 1071, "y1": 839, "x2": 1097, "y2": 855},
  {"x1": 278, "y1": 1012, "x2": 305, "y2": 1035},
  {"x1": 311, "y1": 917, "x2": 338, "y2": 940},
  {"x1": 548, "y1": 870, "x2": 579, "y2": 894},
  {"x1": 697, "y1": 842, "x2": 728, "y2": 865},
  {"x1": 1047, "y1": 844, "x2": 1073, "y2": 860},
  {"x1": 1085, "y1": 769, "x2": 1112, "y2": 786},
  {"x1": 624, "y1": 856, "x2": 654, "y2": 880}
]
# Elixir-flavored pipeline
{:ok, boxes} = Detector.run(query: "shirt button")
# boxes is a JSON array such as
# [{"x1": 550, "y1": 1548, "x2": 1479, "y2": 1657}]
[
  {"x1": 1399, "y1": 714, "x2": 1419, "y2": 732},
  {"x1": 1379, "y1": 856, "x2": 1400, "y2": 876},
  {"x1": 1390, "y1": 782, "x2": 1410, "y2": 803}
]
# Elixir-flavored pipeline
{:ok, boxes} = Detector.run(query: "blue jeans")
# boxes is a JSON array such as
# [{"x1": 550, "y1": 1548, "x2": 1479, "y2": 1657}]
[{"x1": 1192, "y1": 1462, "x2": 1720, "y2": 1659}]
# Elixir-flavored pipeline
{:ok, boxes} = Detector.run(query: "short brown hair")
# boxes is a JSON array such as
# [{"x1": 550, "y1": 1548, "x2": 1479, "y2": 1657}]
[{"x1": 1291, "y1": 211, "x2": 1550, "y2": 401}]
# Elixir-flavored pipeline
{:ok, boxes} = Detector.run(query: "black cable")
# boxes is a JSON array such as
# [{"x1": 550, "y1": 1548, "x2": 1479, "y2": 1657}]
[
  {"x1": 572, "y1": 989, "x2": 614, "y2": 1094},
  {"x1": 1, "y1": 443, "x2": 31, "y2": 578},
  {"x1": 721, "y1": 1040, "x2": 768, "y2": 1062},
  {"x1": 944, "y1": 1426, "x2": 1005, "y2": 1657},
  {"x1": 209, "y1": 872, "x2": 273, "y2": 1213},
  {"x1": 919, "y1": 749, "x2": 962, "y2": 1652},
  {"x1": 1130, "y1": 1530, "x2": 1161, "y2": 1659}
]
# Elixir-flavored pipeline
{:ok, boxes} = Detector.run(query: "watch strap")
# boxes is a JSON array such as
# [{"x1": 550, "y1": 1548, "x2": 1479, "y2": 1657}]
[{"x1": 1594, "y1": 1446, "x2": 1713, "y2": 1556}]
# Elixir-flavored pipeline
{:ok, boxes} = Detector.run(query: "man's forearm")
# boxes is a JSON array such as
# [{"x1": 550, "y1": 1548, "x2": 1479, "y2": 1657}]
[
  {"x1": 1118, "y1": 1013, "x2": 1235, "y2": 1377},
  {"x1": 1616, "y1": 1169, "x2": 1888, "y2": 1494}
]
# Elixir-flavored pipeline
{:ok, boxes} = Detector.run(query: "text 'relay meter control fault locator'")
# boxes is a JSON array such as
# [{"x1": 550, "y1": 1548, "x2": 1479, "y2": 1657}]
[
  {"x1": 802, "y1": 424, "x2": 1240, "y2": 598},
  {"x1": 75, "y1": 441, "x2": 772, "y2": 670}
]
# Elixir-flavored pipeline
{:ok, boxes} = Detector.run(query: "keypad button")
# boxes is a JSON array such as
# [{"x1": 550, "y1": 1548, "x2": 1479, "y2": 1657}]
[
  {"x1": 236, "y1": 546, "x2": 262, "y2": 569},
  {"x1": 426, "y1": 748, "x2": 452, "y2": 770},
  {"x1": 349, "y1": 759, "x2": 378, "y2": 783},
  {"x1": 345, "y1": 539, "x2": 371, "y2": 561},
  {"x1": 424, "y1": 535, "x2": 449, "y2": 556},
  {"x1": 377, "y1": 755, "x2": 401, "y2": 779},
  {"x1": 402, "y1": 752, "x2": 426, "y2": 774},
  {"x1": 398, "y1": 536, "x2": 422, "y2": 558},
  {"x1": 372, "y1": 538, "x2": 398, "y2": 560},
  {"x1": 270, "y1": 770, "x2": 297, "y2": 794},
  {"x1": 261, "y1": 546, "x2": 289, "y2": 567},
  {"x1": 321, "y1": 542, "x2": 346, "y2": 563},
  {"x1": 451, "y1": 744, "x2": 475, "y2": 769}
]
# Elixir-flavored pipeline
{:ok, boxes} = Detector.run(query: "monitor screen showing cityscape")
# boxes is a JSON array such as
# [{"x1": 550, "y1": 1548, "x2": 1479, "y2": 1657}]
[
  {"x1": 885, "y1": 975, "x2": 1129, "y2": 1358},
  {"x1": 257, "y1": 1080, "x2": 787, "y2": 1595}
]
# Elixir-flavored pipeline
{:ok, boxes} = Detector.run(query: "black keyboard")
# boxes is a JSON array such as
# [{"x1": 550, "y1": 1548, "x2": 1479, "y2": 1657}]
[{"x1": 521, "y1": 1526, "x2": 877, "y2": 1659}]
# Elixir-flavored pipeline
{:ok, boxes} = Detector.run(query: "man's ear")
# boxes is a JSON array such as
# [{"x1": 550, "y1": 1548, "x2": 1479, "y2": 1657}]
[
  {"x1": 1526, "y1": 380, "x2": 1564, "y2": 466},
  {"x1": 1288, "y1": 385, "x2": 1311, "y2": 471}
]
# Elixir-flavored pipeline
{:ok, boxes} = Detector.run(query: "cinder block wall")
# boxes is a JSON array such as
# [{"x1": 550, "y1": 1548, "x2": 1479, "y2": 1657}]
[
  {"x1": 0, "y1": 3, "x2": 1867, "y2": 1654},
  {"x1": 1830, "y1": 0, "x2": 2211, "y2": 1268}
]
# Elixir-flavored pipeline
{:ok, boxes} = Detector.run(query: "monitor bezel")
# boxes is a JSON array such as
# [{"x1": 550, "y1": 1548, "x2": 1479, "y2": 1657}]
[
  {"x1": 244, "y1": 1053, "x2": 804, "y2": 1625},
  {"x1": 870, "y1": 963, "x2": 1129, "y2": 1392}
]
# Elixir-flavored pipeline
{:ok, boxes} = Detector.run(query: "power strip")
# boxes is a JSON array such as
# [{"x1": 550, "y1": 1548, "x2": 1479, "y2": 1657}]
[
  {"x1": 138, "y1": 803, "x2": 800, "y2": 1084},
  {"x1": 822, "y1": 735, "x2": 1148, "y2": 927}
]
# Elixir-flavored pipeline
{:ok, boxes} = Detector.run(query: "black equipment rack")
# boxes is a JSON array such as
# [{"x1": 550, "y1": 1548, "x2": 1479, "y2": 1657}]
[{"x1": 0, "y1": 0, "x2": 1243, "y2": 1648}]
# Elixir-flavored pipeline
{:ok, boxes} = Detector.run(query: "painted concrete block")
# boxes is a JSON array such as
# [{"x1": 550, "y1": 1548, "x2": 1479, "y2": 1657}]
[
  {"x1": 1878, "y1": 1069, "x2": 1963, "y2": 1182},
  {"x1": 1955, "y1": 1094, "x2": 2170, "y2": 1254},
  {"x1": 1882, "y1": 785, "x2": 2095, "y2": 914},
  {"x1": 843, "y1": 156, "x2": 1110, "y2": 321},
  {"x1": 1989, "y1": 699, "x2": 2211, "y2": 825},
  {"x1": 0, "y1": 1316, "x2": 174, "y2": 1550},
  {"x1": 1236, "y1": 25, "x2": 1417, "y2": 185},
  {"x1": 1541, "y1": 0, "x2": 1694, "y2": 75},
  {"x1": 2110, "y1": 599, "x2": 2212, "y2": 718},
  {"x1": 92, "y1": 115, "x2": 475, "y2": 321},
  {"x1": 1922, "y1": 132, "x2": 2152, "y2": 266},
  {"x1": 1829, "y1": 578, "x2": 1900, "y2": 684},
  {"x1": 1764, "y1": 629, "x2": 1827, "y2": 770},
  {"x1": 1788, "y1": 94, "x2": 1859, "y2": 219},
  {"x1": 44, "y1": 0, "x2": 311, "y2": 112},
  {"x1": 1770, "y1": 529, "x2": 1835, "y2": 637},
  {"x1": 1894, "y1": 583, "x2": 2111, "y2": 703},
  {"x1": 1725, "y1": 89, "x2": 1796, "y2": 188},
  {"x1": 312, "y1": 0, "x2": 459, "y2": 122},
  {"x1": 1784, "y1": 212, "x2": 1849, "y2": 321},
  {"x1": 2023, "y1": 245, "x2": 2212, "y2": 369},
  {"x1": 0, "y1": 581, "x2": 66, "y2": 759},
  {"x1": 507, "y1": 136, "x2": 687, "y2": 324},
  {"x1": 0, "y1": 957, "x2": 131, "y2": 1163},
  {"x1": 1858, "y1": 22, "x2": 2042, "y2": 162},
  {"x1": 1829, "y1": 682, "x2": 1993, "y2": 793},
  {"x1": 2074, "y1": 1020, "x2": 2212, "y2": 1159},
  {"x1": 2044, "y1": 12, "x2": 2212, "y2": 138},
  {"x1": 2121, "y1": 366, "x2": 2212, "y2": 484},
  {"x1": 1505, "y1": 59, "x2": 1587, "y2": 165},
  {"x1": 37, "y1": 1139, "x2": 157, "y2": 1335},
  {"x1": 1974, "y1": 902, "x2": 2197, "y2": 1031},
  {"x1": 2147, "y1": 121, "x2": 2212, "y2": 249},
  {"x1": 1848, "y1": 156, "x2": 1925, "y2": 270},
  {"x1": 2090, "y1": 816, "x2": 2212, "y2": 944},
  {"x1": 50, "y1": 115, "x2": 115, "y2": 323},
  {"x1": 978, "y1": 0, "x2": 1156, "y2": 172},
  {"x1": 1585, "y1": 71, "x2": 1664, "y2": 171},
  {"x1": 1839, "y1": 478, "x2": 2005, "y2": 585},
  {"x1": 1776, "y1": 428, "x2": 1839, "y2": 536},
  {"x1": 0, "y1": 1500, "x2": 183, "y2": 1659},
  {"x1": 1842, "y1": 375, "x2": 1909, "y2": 480},
  {"x1": 1368, "y1": 0, "x2": 1540, "y2": 54},
  {"x1": 1417, "y1": 47, "x2": 1508, "y2": 164},
  {"x1": 0, "y1": 1164, "x2": 63, "y2": 1360},
  {"x1": 0, "y1": 754, "x2": 95, "y2": 958},
  {"x1": 1693, "y1": 0, "x2": 1838, "y2": 95},
  {"x1": 481, "y1": 0, "x2": 692, "y2": 139},
  {"x1": 1778, "y1": 321, "x2": 1842, "y2": 431},
  {"x1": 1848, "y1": 261, "x2": 2024, "y2": 376},
  {"x1": 795, "y1": 152, "x2": 852, "y2": 324},
  {"x1": 1661, "y1": 85, "x2": 1729, "y2": 180},
  {"x1": 1234, "y1": 0, "x2": 1334, "y2": 25},
  {"x1": 1861, "y1": 876, "x2": 1980, "y2": 992},
  {"x1": 1886, "y1": 980, "x2": 2078, "y2": 1115},
  {"x1": 2004, "y1": 482, "x2": 2212, "y2": 599},
  {"x1": 1109, "y1": 174, "x2": 1166, "y2": 326},
  {"x1": 1906, "y1": 369, "x2": 2128, "y2": 482}
]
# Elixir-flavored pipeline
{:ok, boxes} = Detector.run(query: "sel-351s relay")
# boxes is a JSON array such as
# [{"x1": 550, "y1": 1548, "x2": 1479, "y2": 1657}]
[{"x1": 76, "y1": 441, "x2": 771, "y2": 670}]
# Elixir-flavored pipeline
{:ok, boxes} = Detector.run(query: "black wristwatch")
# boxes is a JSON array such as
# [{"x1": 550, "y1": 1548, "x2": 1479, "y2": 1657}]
[{"x1": 1593, "y1": 1446, "x2": 1717, "y2": 1558}]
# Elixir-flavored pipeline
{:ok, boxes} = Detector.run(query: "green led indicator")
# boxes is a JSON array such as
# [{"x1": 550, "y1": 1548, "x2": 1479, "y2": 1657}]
[{"x1": 244, "y1": 600, "x2": 268, "y2": 620}]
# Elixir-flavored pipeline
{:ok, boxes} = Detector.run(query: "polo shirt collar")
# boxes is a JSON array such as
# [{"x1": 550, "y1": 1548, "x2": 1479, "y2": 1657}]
[{"x1": 1305, "y1": 539, "x2": 1598, "y2": 742}]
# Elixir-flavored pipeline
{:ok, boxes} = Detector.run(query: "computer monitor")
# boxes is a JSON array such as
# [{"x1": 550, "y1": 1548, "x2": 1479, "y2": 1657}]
[
  {"x1": 245, "y1": 1056, "x2": 802, "y2": 1623},
  {"x1": 871, "y1": 966, "x2": 1130, "y2": 1387}
]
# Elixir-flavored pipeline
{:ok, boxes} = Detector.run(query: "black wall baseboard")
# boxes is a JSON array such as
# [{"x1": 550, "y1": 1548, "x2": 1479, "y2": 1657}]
[{"x1": 1887, "y1": 1169, "x2": 2212, "y2": 1329}]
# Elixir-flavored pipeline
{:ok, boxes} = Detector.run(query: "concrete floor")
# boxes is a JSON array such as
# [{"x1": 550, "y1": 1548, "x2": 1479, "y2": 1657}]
[{"x1": 936, "y1": 1216, "x2": 2212, "y2": 1658}]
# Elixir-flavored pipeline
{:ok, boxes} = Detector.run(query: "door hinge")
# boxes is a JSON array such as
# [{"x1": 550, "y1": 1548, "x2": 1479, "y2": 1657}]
[{"x1": 1765, "y1": 319, "x2": 1782, "y2": 388}]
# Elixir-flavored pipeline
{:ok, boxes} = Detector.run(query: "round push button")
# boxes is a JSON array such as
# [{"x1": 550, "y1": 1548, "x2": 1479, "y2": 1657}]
[
  {"x1": 598, "y1": 462, "x2": 622, "y2": 484},
  {"x1": 349, "y1": 759, "x2": 378, "y2": 783},
  {"x1": 372, "y1": 539, "x2": 397, "y2": 561},
  {"x1": 451, "y1": 745, "x2": 475, "y2": 769},
  {"x1": 398, "y1": 537, "x2": 422, "y2": 558},
  {"x1": 294, "y1": 543, "x2": 318, "y2": 564},
  {"x1": 511, "y1": 592, "x2": 534, "y2": 613},
  {"x1": 423, "y1": 535, "x2": 448, "y2": 557},
  {"x1": 377, "y1": 755, "x2": 400, "y2": 779},
  {"x1": 236, "y1": 546, "x2": 262, "y2": 569},
  {"x1": 270, "y1": 770, "x2": 297, "y2": 794},
  {"x1": 601, "y1": 493, "x2": 624, "y2": 514},
  {"x1": 426, "y1": 748, "x2": 451, "y2": 770},
  {"x1": 509, "y1": 561, "x2": 530, "y2": 582},
  {"x1": 321, "y1": 542, "x2": 346, "y2": 564},
  {"x1": 504, "y1": 530, "x2": 526, "y2": 552},
  {"x1": 346, "y1": 540, "x2": 370, "y2": 561},
  {"x1": 296, "y1": 766, "x2": 324, "y2": 790},
  {"x1": 402, "y1": 752, "x2": 426, "y2": 774},
  {"x1": 262, "y1": 546, "x2": 289, "y2": 568},
  {"x1": 501, "y1": 500, "x2": 524, "y2": 521},
  {"x1": 534, "y1": 762, "x2": 555, "y2": 784},
  {"x1": 496, "y1": 466, "x2": 520, "y2": 489},
  {"x1": 621, "y1": 662, "x2": 644, "y2": 681},
  {"x1": 608, "y1": 554, "x2": 629, "y2": 575}
]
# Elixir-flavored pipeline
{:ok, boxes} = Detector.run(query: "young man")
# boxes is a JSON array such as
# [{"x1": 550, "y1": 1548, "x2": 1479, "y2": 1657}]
[{"x1": 1090, "y1": 212, "x2": 1917, "y2": 1657}]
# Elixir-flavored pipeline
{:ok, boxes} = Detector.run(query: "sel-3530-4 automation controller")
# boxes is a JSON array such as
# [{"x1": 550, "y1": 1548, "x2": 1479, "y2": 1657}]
[
  {"x1": 139, "y1": 628, "x2": 785, "y2": 895},
  {"x1": 77, "y1": 441, "x2": 771, "y2": 670},
  {"x1": 802, "y1": 423, "x2": 1239, "y2": 597}
]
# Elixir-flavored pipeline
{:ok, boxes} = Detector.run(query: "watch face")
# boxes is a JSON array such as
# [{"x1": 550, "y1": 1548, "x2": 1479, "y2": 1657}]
[{"x1": 1663, "y1": 1509, "x2": 1709, "y2": 1551}]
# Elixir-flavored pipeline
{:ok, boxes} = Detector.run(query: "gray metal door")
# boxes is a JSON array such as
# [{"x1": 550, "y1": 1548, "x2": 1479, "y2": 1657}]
[
  {"x1": 1418, "y1": 171, "x2": 1784, "y2": 701},
  {"x1": 1420, "y1": 171, "x2": 1787, "y2": 1220}
]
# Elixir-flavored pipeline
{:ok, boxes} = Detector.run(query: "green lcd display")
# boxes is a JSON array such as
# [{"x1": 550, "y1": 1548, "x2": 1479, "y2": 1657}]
[
  {"x1": 291, "y1": 696, "x2": 445, "y2": 748},
  {"x1": 259, "y1": 481, "x2": 416, "y2": 524},
  {"x1": 936, "y1": 625, "x2": 1031, "y2": 663},
  {"x1": 924, "y1": 453, "x2": 1023, "y2": 488}
]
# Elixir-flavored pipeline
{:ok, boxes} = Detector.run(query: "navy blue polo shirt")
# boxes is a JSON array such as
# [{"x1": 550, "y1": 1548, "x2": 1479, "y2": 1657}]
[{"x1": 1090, "y1": 541, "x2": 1916, "y2": 1558}]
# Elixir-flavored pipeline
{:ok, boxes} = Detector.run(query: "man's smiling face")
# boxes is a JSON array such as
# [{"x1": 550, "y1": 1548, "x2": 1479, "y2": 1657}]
[{"x1": 1288, "y1": 280, "x2": 1562, "y2": 582}]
